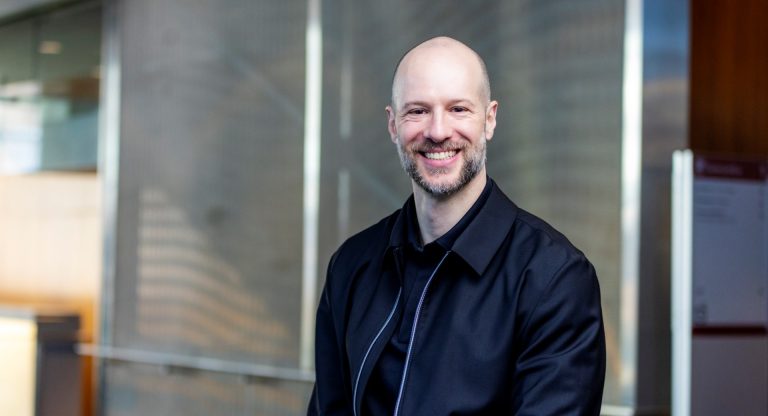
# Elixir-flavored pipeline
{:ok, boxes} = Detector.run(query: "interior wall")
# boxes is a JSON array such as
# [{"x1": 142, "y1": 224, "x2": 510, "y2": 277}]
[
  {"x1": 684, "y1": 2, "x2": 768, "y2": 415},
  {"x1": 689, "y1": 0, "x2": 768, "y2": 156},
  {"x1": 0, "y1": 172, "x2": 101, "y2": 340},
  {"x1": 0, "y1": 172, "x2": 100, "y2": 416}
]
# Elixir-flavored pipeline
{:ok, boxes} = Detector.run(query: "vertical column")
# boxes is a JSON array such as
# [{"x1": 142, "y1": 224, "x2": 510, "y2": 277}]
[
  {"x1": 301, "y1": 0, "x2": 323, "y2": 371},
  {"x1": 620, "y1": 0, "x2": 643, "y2": 407}
]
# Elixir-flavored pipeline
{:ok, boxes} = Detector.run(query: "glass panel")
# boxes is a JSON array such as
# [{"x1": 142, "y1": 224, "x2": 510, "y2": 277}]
[
  {"x1": 0, "y1": 19, "x2": 41, "y2": 173},
  {"x1": 112, "y1": 0, "x2": 306, "y2": 370},
  {"x1": 103, "y1": 361, "x2": 312, "y2": 416},
  {"x1": 319, "y1": 0, "x2": 624, "y2": 405},
  {"x1": 0, "y1": 20, "x2": 34, "y2": 84},
  {"x1": 0, "y1": 4, "x2": 100, "y2": 174},
  {"x1": 37, "y1": 4, "x2": 101, "y2": 170}
]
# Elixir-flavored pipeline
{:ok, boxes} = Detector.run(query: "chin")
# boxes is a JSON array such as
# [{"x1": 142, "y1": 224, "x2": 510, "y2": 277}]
[
  {"x1": 420, "y1": 170, "x2": 459, "y2": 185},
  {"x1": 416, "y1": 175, "x2": 466, "y2": 198},
  {"x1": 415, "y1": 163, "x2": 486, "y2": 198}
]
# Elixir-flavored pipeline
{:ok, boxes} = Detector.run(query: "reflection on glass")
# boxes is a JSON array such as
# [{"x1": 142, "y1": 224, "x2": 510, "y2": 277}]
[
  {"x1": 132, "y1": 187, "x2": 295, "y2": 361},
  {"x1": 0, "y1": 3, "x2": 100, "y2": 174},
  {"x1": 0, "y1": 88, "x2": 42, "y2": 172}
]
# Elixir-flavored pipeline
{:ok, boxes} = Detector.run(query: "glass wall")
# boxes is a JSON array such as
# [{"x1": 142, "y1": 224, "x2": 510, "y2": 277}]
[{"x1": 0, "y1": 2, "x2": 100, "y2": 173}]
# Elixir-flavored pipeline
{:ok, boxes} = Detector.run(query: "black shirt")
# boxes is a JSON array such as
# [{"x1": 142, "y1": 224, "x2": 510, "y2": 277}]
[{"x1": 362, "y1": 178, "x2": 493, "y2": 416}]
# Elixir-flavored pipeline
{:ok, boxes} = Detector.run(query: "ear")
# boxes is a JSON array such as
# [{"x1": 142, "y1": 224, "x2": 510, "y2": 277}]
[
  {"x1": 484, "y1": 100, "x2": 499, "y2": 141},
  {"x1": 385, "y1": 105, "x2": 398, "y2": 143}
]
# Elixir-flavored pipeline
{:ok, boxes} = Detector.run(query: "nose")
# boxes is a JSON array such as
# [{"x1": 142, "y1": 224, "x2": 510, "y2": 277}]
[{"x1": 424, "y1": 110, "x2": 452, "y2": 142}]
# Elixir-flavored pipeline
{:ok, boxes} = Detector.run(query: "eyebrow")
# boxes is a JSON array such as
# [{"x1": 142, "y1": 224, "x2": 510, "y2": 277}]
[{"x1": 400, "y1": 99, "x2": 476, "y2": 109}]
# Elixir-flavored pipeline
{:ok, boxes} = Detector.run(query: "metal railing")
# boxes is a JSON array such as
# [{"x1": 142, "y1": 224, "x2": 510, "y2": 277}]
[{"x1": 78, "y1": 344, "x2": 315, "y2": 383}]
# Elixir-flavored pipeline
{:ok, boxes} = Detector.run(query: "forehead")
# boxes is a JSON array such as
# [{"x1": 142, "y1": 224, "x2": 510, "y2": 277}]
[{"x1": 393, "y1": 46, "x2": 484, "y2": 106}]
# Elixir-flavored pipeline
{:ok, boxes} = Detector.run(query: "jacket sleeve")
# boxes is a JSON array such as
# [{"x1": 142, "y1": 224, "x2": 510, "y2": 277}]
[
  {"x1": 512, "y1": 255, "x2": 606, "y2": 416},
  {"x1": 307, "y1": 254, "x2": 354, "y2": 416}
]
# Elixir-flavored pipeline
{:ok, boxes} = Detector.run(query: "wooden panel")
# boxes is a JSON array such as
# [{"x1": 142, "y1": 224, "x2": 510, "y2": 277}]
[{"x1": 690, "y1": 0, "x2": 768, "y2": 156}]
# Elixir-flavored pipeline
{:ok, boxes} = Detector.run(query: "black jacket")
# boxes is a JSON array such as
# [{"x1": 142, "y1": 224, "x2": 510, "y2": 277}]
[{"x1": 309, "y1": 180, "x2": 606, "y2": 415}]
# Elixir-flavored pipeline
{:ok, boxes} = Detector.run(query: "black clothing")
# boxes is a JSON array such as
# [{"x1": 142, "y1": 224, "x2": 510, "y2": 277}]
[
  {"x1": 363, "y1": 180, "x2": 492, "y2": 416},
  {"x1": 309, "y1": 178, "x2": 606, "y2": 415}
]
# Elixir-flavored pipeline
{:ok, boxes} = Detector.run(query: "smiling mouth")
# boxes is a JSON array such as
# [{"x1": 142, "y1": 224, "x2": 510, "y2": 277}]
[{"x1": 422, "y1": 150, "x2": 458, "y2": 160}]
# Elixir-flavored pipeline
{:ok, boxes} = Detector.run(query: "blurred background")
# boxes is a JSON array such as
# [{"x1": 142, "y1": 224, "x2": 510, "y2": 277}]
[{"x1": 0, "y1": 0, "x2": 765, "y2": 415}]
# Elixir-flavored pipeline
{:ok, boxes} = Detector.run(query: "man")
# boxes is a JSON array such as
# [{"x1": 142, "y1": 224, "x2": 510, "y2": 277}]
[{"x1": 309, "y1": 36, "x2": 605, "y2": 415}]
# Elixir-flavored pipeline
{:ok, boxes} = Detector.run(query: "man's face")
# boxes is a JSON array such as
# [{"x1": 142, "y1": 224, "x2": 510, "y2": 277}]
[{"x1": 387, "y1": 45, "x2": 497, "y2": 198}]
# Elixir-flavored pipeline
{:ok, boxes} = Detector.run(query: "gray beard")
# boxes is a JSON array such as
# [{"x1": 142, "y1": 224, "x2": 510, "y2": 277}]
[{"x1": 396, "y1": 137, "x2": 486, "y2": 198}]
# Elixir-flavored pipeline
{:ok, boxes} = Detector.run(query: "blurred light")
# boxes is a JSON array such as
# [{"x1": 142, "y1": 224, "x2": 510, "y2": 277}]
[
  {"x1": 0, "y1": 99, "x2": 43, "y2": 173},
  {"x1": 38, "y1": 40, "x2": 62, "y2": 55},
  {"x1": 0, "y1": 81, "x2": 41, "y2": 99}
]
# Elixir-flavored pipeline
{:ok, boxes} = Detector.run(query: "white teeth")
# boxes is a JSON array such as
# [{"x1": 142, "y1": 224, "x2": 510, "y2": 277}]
[{"x1": 424, "y1": 150, "x2": 457, "y2": 160}]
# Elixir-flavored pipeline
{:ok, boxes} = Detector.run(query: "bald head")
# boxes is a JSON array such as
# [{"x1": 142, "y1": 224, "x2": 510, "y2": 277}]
[{"x1": 391, "y1": 36, "x2": 491, "y2": 108}]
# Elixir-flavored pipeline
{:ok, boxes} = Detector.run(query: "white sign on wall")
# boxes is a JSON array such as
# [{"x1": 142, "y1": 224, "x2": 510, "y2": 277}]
[
  {"x1": 672, "y1": 150, "x2": 768, "y2": 416},
  {"x1": 691, "y1": 156, "x2": 768, "y2": 327}
]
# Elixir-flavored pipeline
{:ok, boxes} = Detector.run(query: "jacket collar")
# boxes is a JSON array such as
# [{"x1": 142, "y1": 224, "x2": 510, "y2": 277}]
[
  {"x1": 387, "y1": 177, "x2": 518, "y2": 276},
  {"x1": 452, "y1": 179, "x2": 518, "y2": 275}
]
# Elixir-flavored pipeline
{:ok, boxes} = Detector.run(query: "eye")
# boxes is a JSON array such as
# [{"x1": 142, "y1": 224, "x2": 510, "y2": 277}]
[
  {"x1": 451, "y1": 106, "x2": 469, "y2": 113},
  {"x1": 406, "y1": 108, "x2": 427, "y2": 115}
]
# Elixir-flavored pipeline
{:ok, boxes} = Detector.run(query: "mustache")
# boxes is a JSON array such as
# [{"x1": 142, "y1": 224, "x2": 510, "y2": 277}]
[{"x1": 409, "y1": 142, "x2": 466, "y2": 153}]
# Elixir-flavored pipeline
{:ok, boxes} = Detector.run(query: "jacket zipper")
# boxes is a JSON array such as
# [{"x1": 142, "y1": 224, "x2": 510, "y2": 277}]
[
  {"x1": 393, "y1": 251, "x2": 451, "y2": 416},
  {"x1": 353, "y1": 287, "x2": 402, "y2": 416}
]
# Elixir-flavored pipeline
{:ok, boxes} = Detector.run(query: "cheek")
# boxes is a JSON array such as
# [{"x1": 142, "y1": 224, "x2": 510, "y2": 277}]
[
  {"x1": 397, "y1": 124, "x2": 423, "y2": 143},
  {"x1": 456, "y1": 124, "x2": 485, "y2": 141}
]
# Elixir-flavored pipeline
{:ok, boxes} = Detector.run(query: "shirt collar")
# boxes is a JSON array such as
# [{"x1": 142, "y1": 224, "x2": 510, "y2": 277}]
[{"x1": 388, "y1": 177, "x2": 518, "y2": 275}]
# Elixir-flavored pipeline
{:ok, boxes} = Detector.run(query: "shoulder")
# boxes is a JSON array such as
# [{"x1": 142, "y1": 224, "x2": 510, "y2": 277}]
[
  {"x1": 498, "y1": 197, "x2": 597, "y2": 295},
  {"x1": 494, "y1": 201, "x2": 602, "y2": 342},
  {"x1": 486, "y1": 182, "x2": 589, "y2": 271},
  {"x1": 513, "y1": 207, "x2": 587, "y2": 263},
  {"x1": 508, "y1": 204, "x2": 599, "y2": 308}
]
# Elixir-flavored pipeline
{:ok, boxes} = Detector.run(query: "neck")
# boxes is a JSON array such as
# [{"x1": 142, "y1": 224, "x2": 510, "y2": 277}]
[{"x1": 413, "y1": 171, "x2": 487, "y2": 245}]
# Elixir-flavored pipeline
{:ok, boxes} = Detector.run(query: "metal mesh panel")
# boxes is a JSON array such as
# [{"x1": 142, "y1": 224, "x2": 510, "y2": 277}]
[
  {"x1": 103, "y1": 361, "x2": 312, "y2": 416},
  {"x1": 112, "y1": 0, "x2": 306, "y2": 368},
  {"x1": 492, "y1": 1, "x2": 624, "y2": 404}
]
